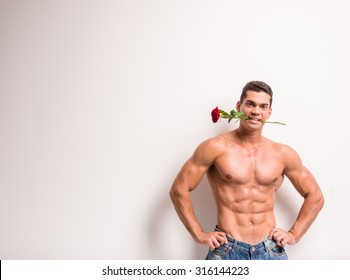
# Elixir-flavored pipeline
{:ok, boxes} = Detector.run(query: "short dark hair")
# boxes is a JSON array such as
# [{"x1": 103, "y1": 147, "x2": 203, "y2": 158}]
[{"x1": 240, "y1": 81, "x2": 273, "y2": 107}]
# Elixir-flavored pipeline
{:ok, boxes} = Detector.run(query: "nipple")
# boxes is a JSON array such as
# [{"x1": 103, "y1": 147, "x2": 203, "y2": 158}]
[{"x1": 225, "y1": 174, "x2": 232, "y2": 180}]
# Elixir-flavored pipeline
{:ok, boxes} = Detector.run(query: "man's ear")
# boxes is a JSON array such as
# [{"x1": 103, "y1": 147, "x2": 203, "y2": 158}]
[
  {"x1": 267, "y1": 107, "x2": 272, "y2": 119},
  {"x1": 236, "y1": 101, "x2": 241, "y2": 112}
]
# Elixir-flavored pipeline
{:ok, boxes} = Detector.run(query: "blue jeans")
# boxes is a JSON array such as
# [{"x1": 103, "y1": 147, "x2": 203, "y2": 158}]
[{"x1": 205, "y1": 233, "x2": 288, "y2": 260}]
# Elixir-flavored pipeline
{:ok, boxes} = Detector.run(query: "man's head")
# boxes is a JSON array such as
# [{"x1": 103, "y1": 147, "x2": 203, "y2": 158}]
[
  {"x1": 236, "y1": 81, "x2": 273, "y2": 126},
  {"x1": 240, "y1": 81, "x2": 273, "y2": 108}
]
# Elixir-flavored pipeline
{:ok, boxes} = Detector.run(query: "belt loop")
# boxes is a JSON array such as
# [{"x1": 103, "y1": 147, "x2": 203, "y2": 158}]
[
  {"x1": 232, "y1": 238, "x2": 237, "y2": 248},
  {"x1": 262, "y1": 238, "x2": 269, "y2": 252}
]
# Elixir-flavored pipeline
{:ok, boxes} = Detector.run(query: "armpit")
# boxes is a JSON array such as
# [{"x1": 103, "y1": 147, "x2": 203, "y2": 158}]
[{"x1": 273, "y1": 175, "x2": 284, "y2": 191}]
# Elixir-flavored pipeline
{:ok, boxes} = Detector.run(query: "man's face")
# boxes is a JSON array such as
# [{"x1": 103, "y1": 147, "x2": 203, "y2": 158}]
[{"x1": 236, "y1": 90, "x2": 272, "y2": 126}]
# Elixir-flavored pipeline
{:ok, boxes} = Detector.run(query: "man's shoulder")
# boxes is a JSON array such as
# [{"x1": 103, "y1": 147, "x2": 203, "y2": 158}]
[
  {"x1": 191, "y1": 133, "x2": 231, "y2": 164},
  {"x1": 200, "y1": 131, "x2": 232, "y2": 147},
  {"x1": 194, "y1": 132, "x2": 232, "y2": 156},
  {"x1": 266, "y1": 139, "x2": 298, "y2": 157}
]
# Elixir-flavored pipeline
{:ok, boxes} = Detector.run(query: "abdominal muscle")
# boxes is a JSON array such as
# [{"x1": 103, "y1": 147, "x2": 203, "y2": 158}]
[
  {"x1": 205, "y1": 134, "x2": 284, "y2": 244},
  {"x1": 210, "y1": 181, "x2": 277, "y2": 244}
]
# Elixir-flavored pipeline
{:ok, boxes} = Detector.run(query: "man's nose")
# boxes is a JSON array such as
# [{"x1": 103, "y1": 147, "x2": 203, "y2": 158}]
[{"x1": 251, "y1": 106, "x2": 261, "y2": 115}]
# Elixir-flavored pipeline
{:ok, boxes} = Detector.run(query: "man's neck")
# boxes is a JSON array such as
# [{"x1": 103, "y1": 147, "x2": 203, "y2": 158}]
[{"x1": 234, "y1": 126, "x2": 264, "y2": 146}]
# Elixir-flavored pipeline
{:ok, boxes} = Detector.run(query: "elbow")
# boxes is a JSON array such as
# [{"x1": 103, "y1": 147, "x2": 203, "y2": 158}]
[
  {"x1": 313, "y1": 190, "x2": 325, "y2": 213},
  {"x1": 318, "y1": 192, "x2": 325, "y2": 211},
  {"x1": 169, "y1": 188, "x2": 175, "y2": 202},
  {"x1": 305, "y1": 189, "x2": 325, "y2": 213},
  {"x1": 169, "y1": 186, "x2": 180, "y2": 203},
  {"x1": 169, "y1": 184, "x2": 188, "y2": 204}
]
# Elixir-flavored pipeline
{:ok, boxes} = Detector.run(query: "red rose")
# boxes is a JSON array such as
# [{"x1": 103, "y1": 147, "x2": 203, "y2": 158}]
[{"x1": 211, "y1": 106, "x2": 221, "y2": 123}]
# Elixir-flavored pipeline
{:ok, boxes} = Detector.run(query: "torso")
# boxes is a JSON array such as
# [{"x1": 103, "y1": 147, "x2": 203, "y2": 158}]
[{"x1": 206, "y1": 131, "x2": 285, "y2": 244}]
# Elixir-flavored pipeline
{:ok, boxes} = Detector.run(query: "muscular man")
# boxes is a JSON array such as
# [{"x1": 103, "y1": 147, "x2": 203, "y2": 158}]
[{"x1": 169, "y1": 81, "x2": 324, "y2": 260}]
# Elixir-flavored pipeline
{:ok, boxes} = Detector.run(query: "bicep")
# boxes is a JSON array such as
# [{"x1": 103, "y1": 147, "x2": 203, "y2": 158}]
[
  {"x1": 172, "y1": 141, "x2": 217, "y2": 192},
  {"x1": 283, "y1": 148, "x2": 319, "y2": 197},
  {"x1": 287, "y1": 166, "x2": 319, "y2": 197},
  {"x1": 172, "y1": 157, "x2": 208, "y2": 192}
]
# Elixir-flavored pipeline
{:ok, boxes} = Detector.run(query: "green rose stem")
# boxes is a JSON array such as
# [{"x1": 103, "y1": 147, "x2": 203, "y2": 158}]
[{"x1": 220, "y1": 109, "x2": 286, "y2": 125}]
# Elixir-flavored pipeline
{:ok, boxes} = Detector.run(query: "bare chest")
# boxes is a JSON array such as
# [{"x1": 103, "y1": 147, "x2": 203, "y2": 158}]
[{"x1": 209, "y1": 147, "x2": 284, "y2": 186}]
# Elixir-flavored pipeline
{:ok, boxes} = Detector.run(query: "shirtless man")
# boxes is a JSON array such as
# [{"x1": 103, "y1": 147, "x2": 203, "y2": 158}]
[{"x1": 169, "y1": 81, "x2": 324, "y2": 260}]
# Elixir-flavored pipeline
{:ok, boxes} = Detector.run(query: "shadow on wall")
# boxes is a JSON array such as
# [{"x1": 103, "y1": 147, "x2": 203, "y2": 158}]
[
  {"x1": 274, "y1": 181, "x2": 301, "y2": 235},
  {"x1": 190, "y1": 176, "x2": 217, "y2": 259}
]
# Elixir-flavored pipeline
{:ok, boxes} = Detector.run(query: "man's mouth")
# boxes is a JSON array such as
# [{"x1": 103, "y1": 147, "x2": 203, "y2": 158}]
[{"x1": 248, "y1": 117, "x2": 261, "y2": 122}]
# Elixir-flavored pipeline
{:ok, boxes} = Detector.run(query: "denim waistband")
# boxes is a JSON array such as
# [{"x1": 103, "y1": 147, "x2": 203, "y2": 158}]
[{"x1": 215, "y1": 226, "x2": 275, "y2": 251}]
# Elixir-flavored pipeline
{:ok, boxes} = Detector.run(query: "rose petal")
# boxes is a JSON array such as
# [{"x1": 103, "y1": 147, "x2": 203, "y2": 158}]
[{"x1": 211, "y1": 107, "x2": 221, "y2": 123}]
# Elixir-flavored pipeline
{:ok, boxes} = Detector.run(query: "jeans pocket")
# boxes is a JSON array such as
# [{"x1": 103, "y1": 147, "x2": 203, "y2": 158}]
[
  {"x1": 268, "y1": 243, "x2": 286, "y2": 257},
  {"x1": 211, "y1": 243, "x2": 231, "y2": 257}
]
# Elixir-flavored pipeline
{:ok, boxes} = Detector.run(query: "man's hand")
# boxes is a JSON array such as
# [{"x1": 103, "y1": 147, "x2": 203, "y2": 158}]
[
  {"x1": 197, "y1": 231, "x2": 228, "y2": 251},
  {"x1": 269, "y1": 227, "x2": 296, "y2": 247}
]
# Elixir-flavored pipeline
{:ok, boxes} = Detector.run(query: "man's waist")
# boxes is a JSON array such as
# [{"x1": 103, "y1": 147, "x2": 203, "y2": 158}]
[{"x1": 215, "y1": 224, "x2": 274, "y2": 245}]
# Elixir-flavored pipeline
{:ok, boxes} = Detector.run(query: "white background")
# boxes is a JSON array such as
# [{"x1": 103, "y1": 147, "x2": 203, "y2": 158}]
[{"x1": 1, "y1": 0, "x2": 349, "y2": 259}]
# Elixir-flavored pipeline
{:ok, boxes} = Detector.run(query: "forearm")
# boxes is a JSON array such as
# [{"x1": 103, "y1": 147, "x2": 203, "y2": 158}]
[{"x1": 289, "y1": 192, "x2": 324, "y2": 242}]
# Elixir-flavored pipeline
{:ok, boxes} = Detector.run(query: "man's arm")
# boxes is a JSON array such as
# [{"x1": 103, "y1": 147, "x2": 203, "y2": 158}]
[
  {"x1": 169, "y1": 139, "x2": 227, "y2": 250},
  {"x1": 269, "y1": 145, "x2": 324, "y2": 246}
]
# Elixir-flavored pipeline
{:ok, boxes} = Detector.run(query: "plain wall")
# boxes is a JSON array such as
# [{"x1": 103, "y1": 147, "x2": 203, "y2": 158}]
[{"x1": 1, "y1": 0, "x2": 349, "y2": 259}]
